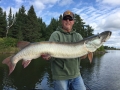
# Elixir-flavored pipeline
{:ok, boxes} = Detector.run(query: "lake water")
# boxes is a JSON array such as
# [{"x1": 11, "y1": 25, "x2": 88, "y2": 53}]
[{"x1": 0, "y1": 50, "x2": 120, "y2": 90}]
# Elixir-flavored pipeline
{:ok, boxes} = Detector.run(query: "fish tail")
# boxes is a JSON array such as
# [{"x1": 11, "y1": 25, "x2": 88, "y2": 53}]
[{"x1": 2, "y1": 56, "x2": 16, "y2": 75}]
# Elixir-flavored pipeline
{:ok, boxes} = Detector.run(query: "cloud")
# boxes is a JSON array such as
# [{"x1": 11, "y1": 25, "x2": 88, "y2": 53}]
[
  {"x1": 14, "y1": 0, "x2": 23, "y2": 3},
  {"x1": 96, "y1": 0, "x2": 120, "y2": 6},
  {"x1": 32, "y1": 0, "x2": 45, "y2": 11},
  {"x1": 2, "y1": 0, "x2": 24, "y2": 15},
  {"x1": 98, "y1": 11, "x2": 120, "y2": 31},
  {"x1": 73, "y1": 4, "x2": 120, "y2": 32},
  {"x1": 72, "y1": 6, "x2": 104, "y2": 31},
  {"x1": 41, "y1": 0, "x2": 59, "y2": 4},
  {"x1": 40, "y1": 11, "x2": 61, "y2": 24},
  {"x1": 59, "y1": 0, "x2": 74, "y2": 6},
  {"x1": 31, "y1": 0, "x2": 59, "y2": 11},
  {"x1": 14, "y1": 0, "x2": 24, "y2": 7},
  {"x1": 2, "y1": 6, "x2": 19, "y2": 16}
]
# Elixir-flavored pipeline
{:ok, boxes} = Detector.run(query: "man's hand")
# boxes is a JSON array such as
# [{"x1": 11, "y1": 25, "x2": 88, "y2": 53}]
[{"x1": 41, "y1": 54, "x2": 51, "y2": 60}]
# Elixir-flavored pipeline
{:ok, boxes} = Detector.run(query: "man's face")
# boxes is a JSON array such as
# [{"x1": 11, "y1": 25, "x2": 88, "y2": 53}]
[{"x1": 62, "y1": 16, "x2": 74, "y2": 32}]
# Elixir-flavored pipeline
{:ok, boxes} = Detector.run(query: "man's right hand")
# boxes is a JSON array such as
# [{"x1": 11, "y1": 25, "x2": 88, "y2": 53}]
[{"x1": 41, "y1": 54, "x2": 51, "y2": 60}]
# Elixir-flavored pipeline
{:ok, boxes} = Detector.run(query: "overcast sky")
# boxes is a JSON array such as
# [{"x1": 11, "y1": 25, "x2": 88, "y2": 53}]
[{"x1": 0, "y1": 0, "x2": 120, "y2": 48}]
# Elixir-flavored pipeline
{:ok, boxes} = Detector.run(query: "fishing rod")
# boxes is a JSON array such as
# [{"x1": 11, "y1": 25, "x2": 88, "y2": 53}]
[{"x1": 84, "y1": 82, "x2": 91, "y2": 90}]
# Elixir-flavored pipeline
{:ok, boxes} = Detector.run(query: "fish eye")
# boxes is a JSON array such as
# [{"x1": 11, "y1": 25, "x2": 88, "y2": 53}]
[
  {"x1": 98, "y1": 35, "x2": 100, "y2": 38},
  {"x1": 97, "y1": 33, "x2": 100, "y2": 38}
]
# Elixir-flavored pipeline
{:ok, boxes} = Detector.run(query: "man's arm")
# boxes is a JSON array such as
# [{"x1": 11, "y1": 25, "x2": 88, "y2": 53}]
[{"x1": 42, "y1": 31, "x2": 59, "y2": 60}]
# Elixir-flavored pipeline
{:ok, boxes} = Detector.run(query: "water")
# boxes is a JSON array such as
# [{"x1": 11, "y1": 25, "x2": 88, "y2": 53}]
[
  {"x1": 81, "y1": 50, "x2": 120, "y2": 90},
  {"x1": 0, "y1": 50, "x2": 120, "y2": 90}
]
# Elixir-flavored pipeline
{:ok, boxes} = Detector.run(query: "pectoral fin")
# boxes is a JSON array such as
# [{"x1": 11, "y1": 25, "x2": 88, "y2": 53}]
[
  {"x1": 22, "y1": 60, "x2": 31, "y2": 68},
  {"x1": 88, "y1": 52, "x2": 93, "y2": 63}
]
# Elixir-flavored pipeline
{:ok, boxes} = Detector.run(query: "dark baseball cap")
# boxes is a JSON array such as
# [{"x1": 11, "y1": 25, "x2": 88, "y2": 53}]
[{"x1": 63, "y1": 10, "x2": 74, "y2": 19}]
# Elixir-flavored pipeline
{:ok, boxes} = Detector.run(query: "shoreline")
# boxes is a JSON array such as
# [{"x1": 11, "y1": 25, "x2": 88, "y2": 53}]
[{"x1": 0, "y1": 47, "x2": 19, "y2": 54}]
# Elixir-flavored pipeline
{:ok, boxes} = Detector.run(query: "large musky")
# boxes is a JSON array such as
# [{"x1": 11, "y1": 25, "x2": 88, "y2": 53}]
[{"x1": 0, "y1": 0, "x2": 120, "y2": 48}]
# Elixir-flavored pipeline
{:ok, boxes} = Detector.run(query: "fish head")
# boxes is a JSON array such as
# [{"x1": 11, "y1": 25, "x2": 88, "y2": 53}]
[
  {"x1": 99, "y1": 31, "x2": 112, "y2": 42},
  {"x1": 84, "y1": 31, "x2": 112, "y2": 52}
]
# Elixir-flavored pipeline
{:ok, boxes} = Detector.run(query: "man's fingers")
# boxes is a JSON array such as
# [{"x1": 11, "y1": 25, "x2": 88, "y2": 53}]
[{"x1": 41, "y1": 54, "x2": 51, "y2": 60}]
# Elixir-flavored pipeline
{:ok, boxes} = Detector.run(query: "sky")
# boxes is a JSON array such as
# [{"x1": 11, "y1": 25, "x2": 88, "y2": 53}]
[{"x1": 0, "y1": 0, "x2": 120, "y2": 48}]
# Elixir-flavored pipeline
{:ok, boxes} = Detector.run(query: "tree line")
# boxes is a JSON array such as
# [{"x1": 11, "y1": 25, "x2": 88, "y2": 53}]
[
  {"x1": 0, "y1": 5, "x2": 94, "y2": 42},
  {"x1": 104, "y1": 46, "x2": 120, "y2": 50}
]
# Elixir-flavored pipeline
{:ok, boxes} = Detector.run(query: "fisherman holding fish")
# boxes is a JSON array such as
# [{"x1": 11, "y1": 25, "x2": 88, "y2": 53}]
[
  {"x1": 2, "y1": 9, "x2": 111, "y2": 90},
  {"x1": 42, "y1": 10, "x2": 86, "y2": 90}
]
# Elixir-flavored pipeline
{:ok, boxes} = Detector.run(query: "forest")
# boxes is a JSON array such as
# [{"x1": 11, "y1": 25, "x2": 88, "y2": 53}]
[
  {"x1": 0, "y1": 5, "x2": 94, "y2": 41},
  {"x1": 1, "y1": 5, "x2": 109, "y2": 53}
]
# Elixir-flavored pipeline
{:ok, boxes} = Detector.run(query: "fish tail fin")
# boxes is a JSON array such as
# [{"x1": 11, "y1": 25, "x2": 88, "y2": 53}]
[
  {"x1": 17, "y1": 41, "x2": 30, "y2": 49},
  {"x1": 88, "y1": 52, "x2": 93, "y2": 63},
  {"x1": 2, "y1": 56, "x2": 16, "y2": 75}
]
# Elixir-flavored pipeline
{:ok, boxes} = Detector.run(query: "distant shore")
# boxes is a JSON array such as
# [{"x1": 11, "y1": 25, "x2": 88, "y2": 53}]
[{"x1": 94, "y1": 51, "x2": 107, "y2": 54}]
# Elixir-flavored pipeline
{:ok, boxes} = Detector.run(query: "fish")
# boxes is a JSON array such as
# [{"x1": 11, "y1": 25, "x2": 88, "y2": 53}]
[{"x1": 2, "y1": 31, "x2": 112, "y2": 75}]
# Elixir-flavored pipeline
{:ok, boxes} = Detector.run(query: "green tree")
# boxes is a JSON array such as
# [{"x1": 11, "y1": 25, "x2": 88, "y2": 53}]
[
  {"x1": 83, "y1": 25, "x2": 93, "y2": 38},
  {"x1": 46, "y1": 18, "x2": 58, "y2": 40},
  {"x1": 7, "y1": 8, "x2": 15, "y2": 37},
  {"x1": 37, "y1": 17, "x2": 46, "y2": 41},
  {"x1": 73, "y1": 14, "x2": 93, "y2": 38},
  {"x1": 58, "y1": 15, "x2": 62, "y2": 27},
  {"x1": 0, "y1": 7, "x2": 7, "y2": 37},
  {"x1": 97, "y1": 45, "x2": 105, "y2": 51},
  {"x1": 24, "y1": 5, "x2": 41, "y2": 42},
  {"x1": 13, "y1": 5, "x2": 27, "y2": 40},
  {"x1": 73, "y1": 14, "x2": 85, "y2": 36}
]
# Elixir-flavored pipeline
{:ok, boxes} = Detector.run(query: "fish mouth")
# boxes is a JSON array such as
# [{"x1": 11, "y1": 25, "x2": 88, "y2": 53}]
[
  {"x1": 105, "y1": 31, "x2": 112, "y2": 42},
  {"x1": 102, "y1": 31, "x2": 112, "y2": 42}
]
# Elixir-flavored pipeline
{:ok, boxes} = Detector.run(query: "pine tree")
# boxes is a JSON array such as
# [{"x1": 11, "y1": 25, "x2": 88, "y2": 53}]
[
  {"x1": 58, "y1": 15, "x2": 62, "y2": 27},
  {"x1": 24, "y1": 5, "x2": 41, "y2": 42},
  {"x1": 46, "y1": 18, "x2": 58, "y2": 40},
  {"x1": 0, "y1": 7, "x2": 7, "y2": 37},
  {"x1": 13, "y1": 5, "x2": 27, "y2": 40},
  {"x1": 37, "y1": 17, "x2": 46, "y2": 41},
  {"x1": 7, "y1": 8, "x2": 15, "y2": 37},
  {"x1": 73, "y1": 14, "x2": 93, "y2": 38},
  {"x1": 73, "y1": 14, "x2": 85, "y2": 36},
  {"x1": 83, "y1": 25, "x2": 93, "y2": 38}
]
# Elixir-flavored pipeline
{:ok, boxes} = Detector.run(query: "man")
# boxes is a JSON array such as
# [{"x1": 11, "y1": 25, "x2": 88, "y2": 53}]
[{"x1": 42, "y1": 10, "x2": 86, "y2": 90}]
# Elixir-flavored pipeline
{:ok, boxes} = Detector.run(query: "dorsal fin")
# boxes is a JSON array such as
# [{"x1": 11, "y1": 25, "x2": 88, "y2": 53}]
[
  {"x1": 17, "y1": 41, "x2": 30, "y2": 49},
  {"x1": 88, "y1": 52, "x2": 93, "y2": 63}
]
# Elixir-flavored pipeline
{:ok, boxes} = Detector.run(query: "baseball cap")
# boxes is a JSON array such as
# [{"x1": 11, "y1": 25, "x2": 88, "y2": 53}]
[{"x1": 63, "y1": 10, "x2": 74, "y2": 19}]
